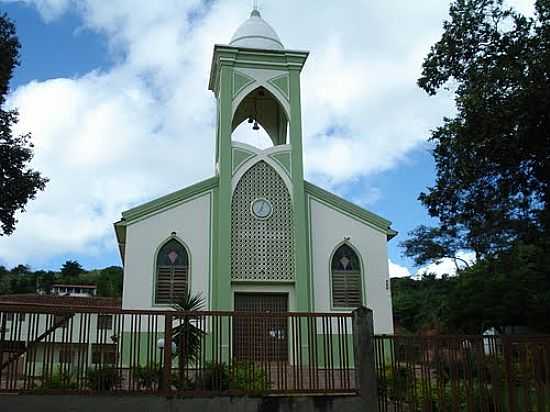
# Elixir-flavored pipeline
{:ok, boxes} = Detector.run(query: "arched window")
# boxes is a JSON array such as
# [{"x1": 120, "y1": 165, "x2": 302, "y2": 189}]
[
  {"x1": 155, "y1": 239, "x2": 189, "y2": 305},
  {"x1": 331, "y1": 244, "x2": 362, "y2": 308}
]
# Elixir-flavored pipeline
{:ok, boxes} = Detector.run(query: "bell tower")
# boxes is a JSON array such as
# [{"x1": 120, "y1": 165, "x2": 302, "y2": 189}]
[{"x1": 208, "y1": 9, "x2": 310, "y2": 311}]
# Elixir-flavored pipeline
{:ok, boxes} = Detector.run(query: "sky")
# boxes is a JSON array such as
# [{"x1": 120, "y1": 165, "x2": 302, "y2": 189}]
[{"x1": 0, "y1": 0, "x2": 535, "y2": 277}]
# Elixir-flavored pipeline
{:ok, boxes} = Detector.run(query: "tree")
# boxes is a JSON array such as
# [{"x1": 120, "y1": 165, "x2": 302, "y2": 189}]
[
  {"x1": 60, "y1": 260, "x2": 84, "y2": 278},
  {"x1": 10, "y1": 264, "x2": 30, "y2": 274},
  {"x1": 0, "y1": 266, "x2": 13, "y2": 294},
  {"x1": 0, "y1": 13, "x2": 47, "y2": 236},
  {"x1": 172, "y1": 292, "x2": 205, "y2": 386},
  {"x1": 392, "y1": 241, "x2": 550, "y2": 334},
  {"x1": 403, "y1": 0, "x2": 550, "y2": 262},
  {"x1": 96, "y1": 266, "x2": 123, "y2": 297}
]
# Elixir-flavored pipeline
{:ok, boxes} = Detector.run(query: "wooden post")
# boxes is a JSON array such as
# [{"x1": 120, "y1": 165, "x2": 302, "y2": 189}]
[
  {"x1": 163, "y1": 314, "x2": 172, "y2": 394},
  {"x1": 503, "y1": 336, "x2": 516, "y2": 412},
  {"x1": 352, "y1": 307, "x2": 378, "y2": 411}
]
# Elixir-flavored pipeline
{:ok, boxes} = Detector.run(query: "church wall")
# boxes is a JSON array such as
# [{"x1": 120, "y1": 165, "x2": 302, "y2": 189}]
[
  {"x1": 308, "y1": 197, "x2": 394, "y2": 334},
  {"x1": 122, "y1": 193, "x2": 212, "y2": 311}
]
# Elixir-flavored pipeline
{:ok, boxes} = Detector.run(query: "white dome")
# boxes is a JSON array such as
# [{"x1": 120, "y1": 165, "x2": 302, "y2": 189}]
[{"x1": 230, "y1": 10, "x2": 284, "y2": 50}]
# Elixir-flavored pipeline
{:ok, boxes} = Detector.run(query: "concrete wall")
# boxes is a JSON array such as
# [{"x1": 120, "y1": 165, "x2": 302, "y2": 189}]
[
  {"x1": 0, "y1": 395, "x2": 368, "y2": 412},
  {"x1": 123, "y1": 192, "x2": 213, "y2": 311},
  {"x1": 308, "y1": 197, "x2": 393, "y2": 334}
]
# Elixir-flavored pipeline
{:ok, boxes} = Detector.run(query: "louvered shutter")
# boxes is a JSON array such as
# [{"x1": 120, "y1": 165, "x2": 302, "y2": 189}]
[
  {"x1": 155, "y1": 240, "x2": 189, "y2": 305},
  {"x1": 172, "y1": 266, "x2": 188, "y2": 302},
  {"x1": 331, "y1": 244, "x2": 363, "y2": 308},
  {"x1": 156, "y1": 266, "x2": 173, "y2": 304}
]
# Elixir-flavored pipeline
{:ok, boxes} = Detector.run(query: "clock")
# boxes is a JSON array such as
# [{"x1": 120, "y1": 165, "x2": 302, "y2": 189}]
[{"x1": 251, "y1": 198, "x2": 273, "y2": 219}]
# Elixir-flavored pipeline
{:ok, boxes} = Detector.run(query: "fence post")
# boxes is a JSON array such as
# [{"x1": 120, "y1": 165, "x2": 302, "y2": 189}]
[
  {"x1": 352, "y1": 306, "x2": 378, "y2": 412},
  {"x1": 163, "y1": 313, "x2": 173, "y2": 394},
  {"x1": 503, "y1": 336, "x2": 516, "y2": 412}
]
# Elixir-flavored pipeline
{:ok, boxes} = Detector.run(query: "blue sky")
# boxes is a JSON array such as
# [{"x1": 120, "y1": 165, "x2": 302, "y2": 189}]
[{"x1": 0, "y1": 0, "x2": 533, "y2": 276}]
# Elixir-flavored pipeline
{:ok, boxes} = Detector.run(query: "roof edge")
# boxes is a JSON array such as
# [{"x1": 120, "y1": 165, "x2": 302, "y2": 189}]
[
  {"x1": 121, "y1": 176, "x2": 219, "y2": 223},
  {"x1": 304, "y1": 181, "x2": 397, "y2": 240}
]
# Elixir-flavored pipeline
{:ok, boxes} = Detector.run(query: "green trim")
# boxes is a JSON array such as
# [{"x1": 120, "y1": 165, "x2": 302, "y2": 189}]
[
  {"x1": 269, "y1": 151, "x2": 292, "y2": 177},
  {"x1": 122, "y1": 177, "x2": 218, "y2": 223},
  {"x1": 304, "y1": 181, "x2": 397, "y2": 240},
  {"x1": 232, "y1": 70, "x2": 255, "y2": 98},
  {"x1": 209, "y1": 45, "x2": 308, "y2": 92},
  {"x1": 232, "y1": 147, "x2": 256, "y2": 174},
  {"x1": 288, "y1": 69, "x2": 311, "y2": 312},
  {"x1": 213, "y1": 64, "x2": 234, "y2": 311},
  {"x1": 328, "y1": 241, "x2": 367, "y2": 312},
  {"x1": 113, "y1": 220, "x2": 126, "y2": 263},
  {"x1": 306, "y1": 195, "x2": 314, "y2": 311},
  {"x1": 267, "y1": 74, "x2": 290, "y2": 100},
  {"x1": 231, "y1": 279, "x2": 295, "y2": 285},
  {"x1": 207, "y1": 190, "x2": 213, "y2": 311}
]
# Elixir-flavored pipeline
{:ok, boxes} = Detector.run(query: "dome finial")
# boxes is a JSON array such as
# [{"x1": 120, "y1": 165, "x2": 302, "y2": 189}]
[
  {"x1": 251, "y1": 0, "x2": 260, "y2": 16},
  {"x1": 230, "y1": 2, "x2": 284, "y2": 50}
]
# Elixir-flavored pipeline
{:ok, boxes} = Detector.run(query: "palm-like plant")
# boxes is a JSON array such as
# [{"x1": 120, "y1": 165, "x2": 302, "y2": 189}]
[{"x1": 172, "y1": 292, "x2": 205, "y2": 386}]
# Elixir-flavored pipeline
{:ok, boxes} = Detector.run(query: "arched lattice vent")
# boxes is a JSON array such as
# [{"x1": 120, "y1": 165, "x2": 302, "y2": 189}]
[{"x1": 231, "y1": 161, "x2": 294, "y2": 281}]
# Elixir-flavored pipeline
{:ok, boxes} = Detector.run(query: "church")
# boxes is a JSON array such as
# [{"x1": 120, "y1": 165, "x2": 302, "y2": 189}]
[{"x1": 114, "y1": 8, "x2": 396, "y2": 334}]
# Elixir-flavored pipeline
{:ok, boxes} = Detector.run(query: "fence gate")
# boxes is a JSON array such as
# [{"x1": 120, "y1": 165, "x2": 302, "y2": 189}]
[{"x1": 233, "y1": 293, "x2": 288, "y2": 362}]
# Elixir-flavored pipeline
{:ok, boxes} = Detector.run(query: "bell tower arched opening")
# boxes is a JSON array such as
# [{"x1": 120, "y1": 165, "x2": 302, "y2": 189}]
[{"x1": 232, "y1": 86, "x2": 289, "y2": 148}]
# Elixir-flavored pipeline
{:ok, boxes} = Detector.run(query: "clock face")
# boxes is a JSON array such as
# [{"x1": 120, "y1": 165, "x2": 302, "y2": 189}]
[{"x1": 251, "y1": 198, "x2": 273, "y2": 219}]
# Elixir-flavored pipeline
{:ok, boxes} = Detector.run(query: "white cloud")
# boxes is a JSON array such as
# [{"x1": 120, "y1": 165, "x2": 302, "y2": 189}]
[
  {"x1": 0, "y1": 0, "x2": 457, "y2": 266},
  {"x1": 415, "y1": 251, "x2": 477, "y2": 279},
  {"x1": 389, "y1": 260, "x2": 412, "y2": 279},
  {"x1": 4, "y1": 0, "x2": 73, "y2": 21}
]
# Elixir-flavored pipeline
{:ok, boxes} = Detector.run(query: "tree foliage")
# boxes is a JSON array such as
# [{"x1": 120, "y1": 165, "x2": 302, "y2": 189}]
[
  {"x1": 403, "y1": 0, "x2": 550, "y2": 261},
  {"x1": 0, "y1": 263, "x2": 123, "y2": 297},
  {"x1": 397, "y1": 0, "x2": 550, "y2": 335},
  {"x1": 393, "y1": 241, "x2": 550, "y2": 334},
  {"x1": 96, "y1": 266, "x2": 123, "y2": 297},
  {"x1": 0, "y1": 13, "x2": 47, "y2": 236},
  {"x1": 60, "y1": 260, "x2": 85, "y2": 278}
]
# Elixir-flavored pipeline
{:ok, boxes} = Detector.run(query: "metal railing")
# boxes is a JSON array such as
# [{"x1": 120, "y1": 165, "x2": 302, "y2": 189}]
[
  {"x1": 0, "y1": 303, "x2": 356, "y2": 395},
  {"x1": 375, "y1": 335, "x2": 550, "y2": 412}
]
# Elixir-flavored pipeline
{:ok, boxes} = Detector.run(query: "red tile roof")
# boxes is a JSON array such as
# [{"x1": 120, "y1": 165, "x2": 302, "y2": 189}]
[
  {"x1": 51, "y1": 284, "x2": 97, "y2": 289},
  {"x1": 0, "y1": 294, "x2": 121, "y2": 309}
]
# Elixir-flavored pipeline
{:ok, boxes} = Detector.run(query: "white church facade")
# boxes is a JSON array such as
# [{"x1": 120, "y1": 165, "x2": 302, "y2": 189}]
[{"x1": 114, "y1": 9, "x2": 396, "y2": 335}]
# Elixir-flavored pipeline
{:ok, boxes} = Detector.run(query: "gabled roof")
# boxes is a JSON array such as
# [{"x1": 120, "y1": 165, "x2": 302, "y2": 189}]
[
  {"x1": 304, "y1": 181, "x2": 397, "y2": 240},
  {"x1": 121, "y1": 176, "x2": 218, "y2": 223},
  {"x1": 114, "y1": 176, "x2": 219, "y2": 262},
  {"x1": 113, "y1": 176, "x2": 397, "y2": 263}
]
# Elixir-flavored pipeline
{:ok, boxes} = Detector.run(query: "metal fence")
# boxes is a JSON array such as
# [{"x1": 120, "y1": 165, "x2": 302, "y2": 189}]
[
  {"x1": 375, "y1": 335, "x2": 550, "y2": 412},
  {"x1": 0, "y1": 303, "x2": 355, "y2": 395}
]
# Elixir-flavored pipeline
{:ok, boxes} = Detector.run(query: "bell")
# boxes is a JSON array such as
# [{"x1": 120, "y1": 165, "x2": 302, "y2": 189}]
[{"x1": 253, "y1": 121, "x2": 260, "y2": 131}]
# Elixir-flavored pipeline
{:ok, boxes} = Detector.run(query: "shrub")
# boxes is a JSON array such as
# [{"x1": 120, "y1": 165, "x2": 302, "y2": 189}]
[
  {"x1": 230, "y1": 360, "x2": 270, "y2": 394},
  {"x1": 39, "y1": 367, "x2": 78, "y2": 391},
  {"x1": 194, "y1": 362, "x2": 230, "y2": 391},
  {"x1": 133, "y1": 363, "x2": 162, "y2": 390},
  {"x1": 86, "y1": 366, "x2": 122, "y2": 391}
]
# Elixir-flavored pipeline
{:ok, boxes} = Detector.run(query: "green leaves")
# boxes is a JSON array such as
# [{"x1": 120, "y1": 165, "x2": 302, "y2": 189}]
[
  {"x1": 0, "y1": 13, "x2": 47, "y2": 235},
  {"x1": 406, "y1": 0, "x2": 550, "y2": 266},
  {"x1": 393, "y1": 240, "x2": 550, "y2": 334}
]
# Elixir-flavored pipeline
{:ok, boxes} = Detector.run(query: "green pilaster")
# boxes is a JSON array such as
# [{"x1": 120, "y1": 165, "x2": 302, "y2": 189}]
[
  {"x1": 209, "y1": 45, "x2": 309, "y2": 312},
  {"x1": 288, "y1": 68, "x2": 311, "y2": 312},
  {"x1": 213, "y1": 62, "x2": 234, "y2": 311}
]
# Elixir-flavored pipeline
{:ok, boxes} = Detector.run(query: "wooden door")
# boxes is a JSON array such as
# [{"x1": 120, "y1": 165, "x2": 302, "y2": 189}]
[{"x1": 233, "y1": 293, "x2": 288, "y2": 361}]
